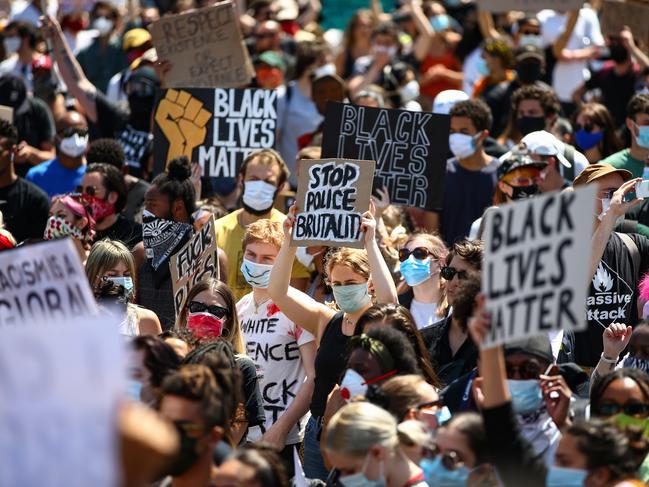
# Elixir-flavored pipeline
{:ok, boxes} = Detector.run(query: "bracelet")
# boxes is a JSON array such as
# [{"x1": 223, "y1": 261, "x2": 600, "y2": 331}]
[{"x1": 600, "y1": 353, "x2": 618, "y2": 365}]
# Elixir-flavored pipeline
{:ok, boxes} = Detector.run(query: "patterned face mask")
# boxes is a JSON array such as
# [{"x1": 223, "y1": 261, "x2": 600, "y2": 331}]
[{"x1": 43, "y1": 215, "x2": 84, "y2": 240}]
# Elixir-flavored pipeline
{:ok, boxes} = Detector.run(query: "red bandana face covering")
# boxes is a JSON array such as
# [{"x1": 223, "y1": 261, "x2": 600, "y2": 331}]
[
  {"x1": 82, "y1": 195, "x2": 115, "y2": 221},
  {"x1": 187, "y1": 312, "x2": 224, "y2": 340}
]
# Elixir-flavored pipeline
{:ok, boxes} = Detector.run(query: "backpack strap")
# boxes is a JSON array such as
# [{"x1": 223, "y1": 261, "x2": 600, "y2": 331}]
[{"x1": 617, "y1": 232, "x2": 641, "y2": 281}]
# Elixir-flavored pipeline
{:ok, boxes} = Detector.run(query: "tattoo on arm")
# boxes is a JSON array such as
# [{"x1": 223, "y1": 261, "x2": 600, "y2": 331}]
[{"x1": 60, "y1": 48, "x2": 81, "y2": 83}]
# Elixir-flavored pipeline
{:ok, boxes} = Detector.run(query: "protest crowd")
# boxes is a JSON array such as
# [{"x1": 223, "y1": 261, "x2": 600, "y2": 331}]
[{"x1": 6, "y1": 0, "x2": 649, "y2": 485}]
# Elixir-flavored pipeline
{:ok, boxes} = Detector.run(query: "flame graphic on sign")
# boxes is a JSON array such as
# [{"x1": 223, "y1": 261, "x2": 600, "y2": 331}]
[{"x1": 592, "y1": 262, "x2": 614, "y2": 293}]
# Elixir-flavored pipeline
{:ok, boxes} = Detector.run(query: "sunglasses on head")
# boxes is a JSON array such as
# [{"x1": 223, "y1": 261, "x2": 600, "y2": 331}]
[
  {"x1": 440, "y1": 266, "x2": 468, "y2": 281},
  {"x1": 595, "y1": 402, "x2": 649, "y2": 418},
  {"x1": 398, "y1": 246, "x2": 432, "y2": 262},
  {"x1": 75, "y1": 185, "x2": 97, "y2": 196},
  {"x1": 423, "y1": 446, "x2": 465, "y2": 471},
  {"x1": 505, "y1": 359, "x2": 544, "y2": 380},
  {"x1": 188, "y1": 300, "x2": 229, "y2": 319}
]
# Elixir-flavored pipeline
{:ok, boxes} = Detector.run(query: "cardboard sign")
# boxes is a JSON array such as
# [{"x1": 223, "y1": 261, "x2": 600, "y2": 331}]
[
  {"x1": 0, "y1": 239, "x2": 97, "y2": 327},
  {"x1": 170, "y1": 216, "x2": 220, "y2": 317},
  {"x1": 291, "y1": 159, "x2": 375, "y2": 248},
  {"x1": 479, "y1": 0, "x2": 583, "y2": 11},
  {"x1": 481, "y1": 186, "x2": 597, "y2": 348},
  {"x1": 0, "y1": 105, "x2": 13, "y2": 123},
  {"x1": 321, "y1": 102, "x2": 449, "y2": 211},
  {"x1": 0, "y1": 313, "x2": 124, "y2": 486},
  {"x1": 153, "y1": 87, "x2": 278, "y2": 178},
  {"x1": 601, "y1": 0, "x2": 649, "y2": 42},
  {"x1": 149, "y1": 1, "x2": 254, "y2": 88}
]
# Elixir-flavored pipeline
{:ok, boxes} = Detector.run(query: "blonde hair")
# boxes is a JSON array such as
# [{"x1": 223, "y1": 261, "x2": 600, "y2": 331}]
[
  {"x1": 326, "y1": 402, "x2": 399, "y2": 457},
  {"x1": 86, "y1": 239, "x2": 137, "y2": 296},
  {"x1": 242, "y1": 219, "x2": 284, "y2": 252},
  {"x1": 325, "y1": 247, "x2": 370, "y2": 285}
]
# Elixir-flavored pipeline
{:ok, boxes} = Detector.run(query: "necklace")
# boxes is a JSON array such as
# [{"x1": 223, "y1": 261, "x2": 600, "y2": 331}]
[
  {"x1": 342, "y1": 313, "x2": 356, "y2": 333},
  {"x1": 254, "y1": 296, "x2": 271, "y2": 313}
]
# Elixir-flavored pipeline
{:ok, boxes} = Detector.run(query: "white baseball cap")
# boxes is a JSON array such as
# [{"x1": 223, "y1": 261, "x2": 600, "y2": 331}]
[
  {"x1": 521, "y1": 130, "x2": 571, "y2": 168},
  {"x1": 432, "y1": 89, "x2": 469, "y2": 115}
]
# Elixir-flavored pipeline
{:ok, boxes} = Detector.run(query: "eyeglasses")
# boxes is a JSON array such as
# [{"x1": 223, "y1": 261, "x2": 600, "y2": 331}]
[
  {"x1": 398, "y1": 246, "x2": 432, "y2": 262},
  {"x1": 75, "y1": 185, "x2": 97, "y2": 196},
  {"x1": 505, "y1": 359, "x2": 544, "y2": 380},
  {"x1": 440, "y1": 266, "x2": 468, "y2": 281},
  {"x1": 594, "y1": 402, "x2": 649, "y2": 418},
  {"x1": 188, "y1": 300, "x2": 229, "y2": 319},
  {"x1": 423, "y1": 446, "x2": 465, "y2": 471}
]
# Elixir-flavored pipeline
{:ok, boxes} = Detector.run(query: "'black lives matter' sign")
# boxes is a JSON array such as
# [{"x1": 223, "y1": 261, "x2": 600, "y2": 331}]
[
  {"x1": 481, "y1": 186, "x2": 597, "y2": 348},
  {"x1": 153, "y1": 87, "x2": 277, "y2": 180},
  {"x1": 321, "y1": 102, "x2": 449, "y2": 211},
  {"x1": 291, "y1": 159, "x2": 375, "y2": 248}
]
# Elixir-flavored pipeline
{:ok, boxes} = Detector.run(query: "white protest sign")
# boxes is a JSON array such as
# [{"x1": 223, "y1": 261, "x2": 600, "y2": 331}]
[
  {"x1": 0, "y1": 239, "x2": 97, "y2": 327},
  {"x1": 481, "y1": 186, "x2": 597, "y2": 347},
  {"x1": 0, "y1": 314, "x2": 125, "y2": 487}
]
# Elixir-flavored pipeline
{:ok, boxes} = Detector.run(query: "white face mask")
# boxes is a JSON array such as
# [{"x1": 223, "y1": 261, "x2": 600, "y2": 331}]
[
  {"x1": 242, "y1": 180, "x2": 277, "y2": 212},
  {"x1": 339, "y1": 368, "x2": 367, "y2": 401},
  {"x1": 313, "y1": 63, "x2": 336, "y2": 78},
  {"x1": 3, "y1": 36, "x2": 21, "y2": 55},
  {"x1": 92, "y1": 17, "x2": 114, "y2": 36},
  {"x1": 399, "y1": 80, "x2": 420, "y2": 103},
  {"x1": 449, "y1": 133, "x2": 477, "y2": 159},
  {"x1": 519, "y1": 34, "x2": 543, "y2": 49},
  {"x1": 373, "y1": 44, "x2": 397, "y2": 58},
  {"x1": 59, "y1": 133, "x2": 89, "y2": 158},
  {"x1": 295, "y1": 246, "x2": 316, "y2": 268}
]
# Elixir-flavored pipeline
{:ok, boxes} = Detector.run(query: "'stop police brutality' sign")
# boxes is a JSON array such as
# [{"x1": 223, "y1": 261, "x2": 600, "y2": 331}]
[
  {"x1": 481, "y1": 186, "x2": 597, "y2": 347},
  {"x1": 0, "y1": 239, "x2": 97, "y2": 327}
]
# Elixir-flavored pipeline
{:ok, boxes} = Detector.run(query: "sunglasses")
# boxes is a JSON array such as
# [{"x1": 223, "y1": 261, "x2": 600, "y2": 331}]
[
  {"x1": 440, "y1": 266, "x2": 468, "y2": 281},
  {"x1": 398, "y1": 246, "x2": 432, "y2": 262},
  {"x1": 75, "y1": 185, "x2": 97, "y2": 196},
  {"x1": 594, "y1": 402, "x2": 649, "y2": 418},
  {"x1": 188, "y1": 300, "x2": 229, "y2": 319},
  {"x1": 423, "y1": 446, "x2": 465, "y2": 471},
  {"x1": 505, "y1": 359, "x2": 544, "y2": 380}
]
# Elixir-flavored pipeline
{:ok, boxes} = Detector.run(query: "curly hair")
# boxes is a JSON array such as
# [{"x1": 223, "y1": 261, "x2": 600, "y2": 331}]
[
  {"x1": 451, "y1": 271, "x2": 482, "y2": 332},
  {"x1": 503, "y1": 85, "x2": 561, "y2": 143},
  {"x1": 86, "y1": 138, "x2": 126, "y2": 169},
  {"x1": 0, "y1": 119, "x2": 18, "y2": 146},
  {"x1": 133, "y1": 335, "x2": 182, "y2": 389},
  {"x1": 450, "y1": 99, "x2": 493, "y2": 133},
  {"x1": 445, "y1": 239, "x2": 484, "y2": 271},
  {"x1": 353, "y1": 326, "x2": 421, "y2": 377}
]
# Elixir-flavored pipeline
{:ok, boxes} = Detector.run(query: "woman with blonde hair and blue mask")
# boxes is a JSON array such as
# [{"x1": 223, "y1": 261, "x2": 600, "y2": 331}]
[{"x1": 268, "y1": 203, "x2": 398, "y2": 480}]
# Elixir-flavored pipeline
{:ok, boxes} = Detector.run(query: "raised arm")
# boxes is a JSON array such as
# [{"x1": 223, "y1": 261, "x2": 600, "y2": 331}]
[
  {"x1": 42, "y1": 15, "x2": 98, "y2": 122},
  {"x1": 362, "y1": 202, "x2": 398, "y2": 304},
  {"x1": 551, "y1": 10, "x2": 580, "y2": 60},
  {"x1": 477, "y1": 11, "x2": 500, "y2": 41},
  {"x1": 621, "y1": 26, "x2": 649, "y2": 70},
  {"x1": 407, "y1": 1, "x2": 435, "y2": 62},
  {"x1": 267, "y1": 209, "x2": 335, "y2": 337}
]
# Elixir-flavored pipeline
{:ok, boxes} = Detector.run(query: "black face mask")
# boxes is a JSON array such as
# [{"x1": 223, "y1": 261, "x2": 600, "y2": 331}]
[
  {"x1": 517, "y1": 116, "x2": 546, "y2": 136},
  {"x1": 516, "y1": 61, "x2": 543, "y2": 85},
  {"x1": 609, "y1": 43, "x2": 630, "y2": 64},
  {"x1": 165, "y1": 425, "x2": 202, "y2": 477},
  {"x1": 508, "y1": 183, "x2": 540, "y2": 200},
  {"x1": 128, "y1": 94, "x2": 155, "y2": 132}
]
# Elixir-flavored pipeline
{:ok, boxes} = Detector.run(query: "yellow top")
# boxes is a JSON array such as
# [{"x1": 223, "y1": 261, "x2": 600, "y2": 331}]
[{"x1": 215, "y1": 208, "x2": 310, "y2": 301}]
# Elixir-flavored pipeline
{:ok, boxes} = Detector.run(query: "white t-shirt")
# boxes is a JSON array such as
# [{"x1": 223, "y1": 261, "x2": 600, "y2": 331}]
[
  {"x1": 462, "y1": 47, "x2": 482, "y2": 96},
  {"x1": 538, "y1": 7, "x2": 605, "y2": 102},
  {"x1": 237, "y1": 294, "x2": 315, "y2": 445},
  {"x1": 409, "y1": 299, "x2": 439, "y2": 330},
  {"x1": 0, "y1": 56, "x2": 32, "y2": 93}
]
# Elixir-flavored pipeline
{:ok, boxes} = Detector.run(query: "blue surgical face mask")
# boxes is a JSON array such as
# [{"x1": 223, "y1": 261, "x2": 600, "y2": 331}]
[
  {"x1": 105, "y1": 276, "x2": 134, "y2": 297},
  {"x1": 634, "y1": 122, "x2": 649, "y2": 149},
  {"x1": 400, "y1": 255, "x2": 433, "y2": 287},
  {"x1": 508, "y1": 379, "x2": 544, "y2": 414},
  {"x1": 430, "y1": 14, "x2": 450, "y2": 32},
  {"x1": 476, "y1": 57, "x2": 490, "y2": 76},
  {"x1": 126, "y1": 379, "x2": 142, "y2": 402},
  {"x1": 332, "y1": 282, "x2": 371, "y2": 313},
  {"x1": 545, "y1": 466, "x2": 588, "y2": 487},
  {"x1": 421, "y1": 457, "x2": 470, "y2": 487},
  {"x1": 240, "y1": 258, "x2": 274, "y2": 289},
  {"x1": 575, "y1": 129, "x2": 604, "y2": 151},
  {"x1": 340, "y1": 453, "x2": 385, "y2": 487}
]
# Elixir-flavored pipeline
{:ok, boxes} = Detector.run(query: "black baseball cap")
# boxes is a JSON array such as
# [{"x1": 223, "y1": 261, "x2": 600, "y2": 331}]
[
  {"x1": 497, "y1": 144, "x2": 547, "y2": 180},
  {"x1": 505, "y1": 335, "x2": 554, "y2": 364}
]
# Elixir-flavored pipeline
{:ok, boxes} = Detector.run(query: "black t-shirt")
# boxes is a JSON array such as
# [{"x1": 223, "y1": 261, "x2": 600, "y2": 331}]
[
  {"x1": 14, "y1": 98, "x2": 55, "y2": 177},
  {"x1": 0, "y1": 177, "x2": 50, "y2": 242},
  {"x1": 93, "y1": 92, "x2": 153, "y2": 178},
  {"x1": 94, "y1": 214, "x2": 142, "y2": 250},
  {"x1": 478, "y1": 79, "x2": 513, "y2": 139},
  {"x1": 124, "y1": 177, "x2": 149, "y2": 221},
  {"x1": 574, "y1": 232, "x2": 649, "y2": 367},
  {"x1": 235, "y1": 354, "x2": 266, "y2": 429},
  {"x1": 423, "y1": 316, "x2": 478, "y2": 386},
  {"x1": 585, "y1": 63, "x2": 639, "y2": 127}
]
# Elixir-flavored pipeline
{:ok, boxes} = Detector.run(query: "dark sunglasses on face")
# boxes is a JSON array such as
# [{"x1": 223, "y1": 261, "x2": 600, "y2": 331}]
[
  {"x1": 75, "y1": 185, "x2": 97, "y2": 196},
  {"x1": 398, "y1": 246, "x2": 432, "y2": 262},
  {"x1": 440, "y1": 266, "x2": 468, "y2": 281},
  {"x1": 423, "y1": 446, "x2": 465, "y2": 471},
  {"x1": 188, "y1": 300, "x2": 229, "y2": 319},
  {"x1": 505, "y1": 359, "x2": 544, "y2": 380},
  {"x1": 594, "y1": 402, "x2": 649, "y2": 418}
]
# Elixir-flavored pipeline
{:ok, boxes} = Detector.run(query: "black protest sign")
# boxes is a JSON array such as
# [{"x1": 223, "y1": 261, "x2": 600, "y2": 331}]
[
  {"x1": 481, "y1": 186, "x2": 597, "y2": 348},
  {"x1": 0, "y1": 239, "x2": 97, "y2": 327},
  {"x1": 153, "y1": 88, "x2": 278, "y2": 179},
  {"x1": 320, "y1": 102, "x2": 449, "y2": 211},
  {"x1": 291, "y1": 158, "x2": 375, "y2": 248},
  {"x1": 170, "y1": 216, "x2": 220, "y2": 317}
]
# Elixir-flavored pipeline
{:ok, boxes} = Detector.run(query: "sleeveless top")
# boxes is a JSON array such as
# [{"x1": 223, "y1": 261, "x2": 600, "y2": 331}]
[
  {"x1": 310, "y1": 312, "x2": 350, "y2": 417},
  {"x1": 118, "y1": 303, "x2": 139, "y2": 337}
]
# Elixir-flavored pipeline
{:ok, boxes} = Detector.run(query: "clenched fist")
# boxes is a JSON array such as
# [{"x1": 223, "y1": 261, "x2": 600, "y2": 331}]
[{"x1": 155, "y1": 89, "x2": 211, "y2": 162}]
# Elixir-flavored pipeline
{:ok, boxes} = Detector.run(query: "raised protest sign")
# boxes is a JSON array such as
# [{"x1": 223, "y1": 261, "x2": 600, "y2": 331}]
[
  {"x1": 0, "y1": 314, "x2": 124, "y2": 486},
  {"x1": 321, "y1": 102, "x2": 448, "y2": 211},
  {"x1": 153, "y1": 87, "x2": 277, "y2": 178},
  {"x1": 601, "y1": 0, "x2": 649, "y2": 42},
  {"x1": 170, "y1": 216, "x2": 220, "y2": 316},
  {"x1": 291, "y1": 158, "x2": 375, "y2": 248},
  {"x1": 149, "y1": 1, "x2": 254, "y2": 88},
  {"x1": 479, "y1": 0, "x2": 582, "y2": 11},
  {"x1": 0, "y1": 239, "x2": 97, "y2": 327},
  {"x1": 481, "y1": 186, "x2": 597, "y2": 348}
]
